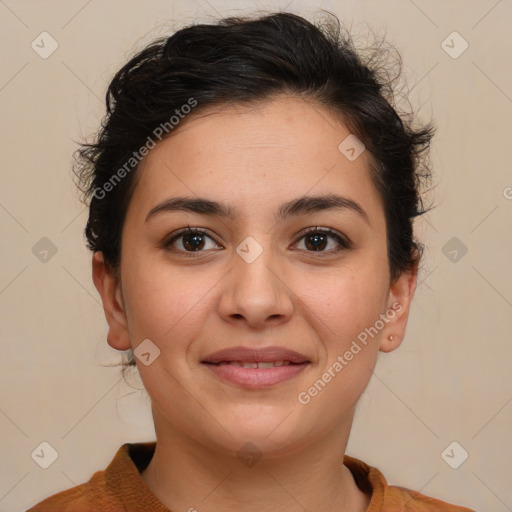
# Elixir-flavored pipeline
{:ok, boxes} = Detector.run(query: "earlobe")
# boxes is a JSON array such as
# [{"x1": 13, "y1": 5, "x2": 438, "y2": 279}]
[
  {"x1": 380, "y1": 332, "x2": 402, "y2": 353},
  {"x1": 379, "y1": 260, "x2": 419, "y2": 353},
  {"x1": 92, "y1": 252, "x2": 132, "y2": 351}
]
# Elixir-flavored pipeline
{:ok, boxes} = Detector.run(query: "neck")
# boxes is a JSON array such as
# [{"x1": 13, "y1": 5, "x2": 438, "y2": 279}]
[{"x1": 141, "y1": 409, "x2": 370, "y2": 512}]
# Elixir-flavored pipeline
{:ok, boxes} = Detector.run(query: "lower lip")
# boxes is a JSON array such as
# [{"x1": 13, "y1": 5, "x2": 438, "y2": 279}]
[{"x1": 202, "y1": 362, "x2": 310, "y2": 388}]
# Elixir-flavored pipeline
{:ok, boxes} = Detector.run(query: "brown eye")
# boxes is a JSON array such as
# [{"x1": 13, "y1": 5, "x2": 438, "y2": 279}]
[
  {"x1": 165, "y1": 228, "x2": 221, "y2": 254},
  {"x1": 295, "y1": 227, "x2": 351, "y2": 253},
  {"x1": 181, "y1": 232, "x2": 206, "y2": 251},
  {"x1": 304, "y1": 232, "x2": 328, "y2": 251}
]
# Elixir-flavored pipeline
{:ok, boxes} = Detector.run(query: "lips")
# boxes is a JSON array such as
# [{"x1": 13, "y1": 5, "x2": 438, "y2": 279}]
[
  {"x1": 202, "y1": 346, "x2": 310, "y2": 365},
  {"x1": 201, "y1": 346, "x2": 311, "y2": 388}
]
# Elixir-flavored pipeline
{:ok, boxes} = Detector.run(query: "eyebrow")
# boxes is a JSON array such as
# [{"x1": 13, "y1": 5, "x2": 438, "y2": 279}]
[{"x1": 145, "y1": 193, "x2": 370, "y2": 226}]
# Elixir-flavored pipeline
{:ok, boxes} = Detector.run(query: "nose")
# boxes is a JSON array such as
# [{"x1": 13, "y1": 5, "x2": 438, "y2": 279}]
[{"x1": 217, "y1": 243, "x2": 295, "y2": 329}]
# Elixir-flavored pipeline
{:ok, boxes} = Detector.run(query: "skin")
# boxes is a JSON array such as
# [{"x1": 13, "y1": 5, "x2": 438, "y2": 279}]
[{"x1": 92, "y1": 95, "x2": 418, "y2": 512}]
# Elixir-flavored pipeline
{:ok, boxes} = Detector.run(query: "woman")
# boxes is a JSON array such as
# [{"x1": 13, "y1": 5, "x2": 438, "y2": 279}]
[{"x1": 27, "y1": 11, "x2": 476, "y2": 512}]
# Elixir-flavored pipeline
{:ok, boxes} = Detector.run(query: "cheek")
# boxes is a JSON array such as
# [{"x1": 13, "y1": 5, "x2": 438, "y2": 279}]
[
  {"x1": 295, "y1": 268, "x2": 385, "y2": 420},
  {"x1": 121, "y1": 256, "x2": 216, "y2": 349},
  {"x1": 300, "y1": 255, "x2": 389, "y2": 342}
]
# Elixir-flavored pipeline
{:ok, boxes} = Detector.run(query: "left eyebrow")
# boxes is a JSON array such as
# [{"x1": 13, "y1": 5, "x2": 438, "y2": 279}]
[
  {"x1": 145, "y1": 193, "x2": 371, "y2": 226},
  {"x1": 276, "y1": 193, "x2": 370, "y2": 226}
]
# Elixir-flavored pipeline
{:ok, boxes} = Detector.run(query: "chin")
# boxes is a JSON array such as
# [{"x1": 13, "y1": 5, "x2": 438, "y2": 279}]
[{"x1": 204, "y1": 408, "x2": 315, "y2": 458}]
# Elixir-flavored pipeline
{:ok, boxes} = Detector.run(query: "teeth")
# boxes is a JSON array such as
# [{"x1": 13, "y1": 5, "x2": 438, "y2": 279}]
[
  {"x1": 257, "y1": 361, "x2": 276, "y2": 369},
  {"x1": 217, "y1": 360, "x2": 292, "y2": 368}
]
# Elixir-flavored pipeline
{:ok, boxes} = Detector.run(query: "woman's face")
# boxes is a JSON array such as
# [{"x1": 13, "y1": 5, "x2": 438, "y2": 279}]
[{"x1": 94, "y1": 95, "x2": 417, "y2": 456}]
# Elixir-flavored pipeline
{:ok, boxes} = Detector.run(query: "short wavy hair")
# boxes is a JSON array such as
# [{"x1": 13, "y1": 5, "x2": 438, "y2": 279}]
[{"x1": 75, "y1": 10, "x2": 434, "y2": 286}]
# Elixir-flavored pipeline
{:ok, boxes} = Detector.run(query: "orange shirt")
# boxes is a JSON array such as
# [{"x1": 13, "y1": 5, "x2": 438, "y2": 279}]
[{"x1": 26, "y1": 442, "x2": 475, "y2": 511}]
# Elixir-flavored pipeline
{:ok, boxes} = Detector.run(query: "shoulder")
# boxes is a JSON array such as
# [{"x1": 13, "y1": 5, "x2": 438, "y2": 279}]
[
  {"x1": 25, "y1": 442, "x2": 164, "y2": 512},
  {"x1": 343, "y1": 454, "x2": 476, "y2": 512},
  {"x1": 26, "y1": 486, "x2": 88, "y2": 511},
  {"x1": 25, "y1": 443, "x2": 145, "y2": 512},
  {"x1": 25, "y1": 470, "x2": 118, "y2": 511},
  {"x1": 384, "y1": 484, "x2": 476, "y2": 511}
]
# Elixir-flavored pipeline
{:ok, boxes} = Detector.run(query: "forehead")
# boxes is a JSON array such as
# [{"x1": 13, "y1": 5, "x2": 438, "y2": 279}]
[{"x1": 125, "y1": 95, "x2": 384, "y2": 227}]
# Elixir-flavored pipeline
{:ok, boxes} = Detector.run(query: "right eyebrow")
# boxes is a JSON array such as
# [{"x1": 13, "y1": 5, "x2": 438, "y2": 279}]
[{"x1": 145, "y1": 196, "x2": 236, "y2": 223}]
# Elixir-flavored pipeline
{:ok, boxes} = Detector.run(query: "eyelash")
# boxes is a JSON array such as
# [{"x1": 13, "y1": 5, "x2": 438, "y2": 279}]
[{"x1": 163, "y1": 225, "x2": 351, "y2": 257}]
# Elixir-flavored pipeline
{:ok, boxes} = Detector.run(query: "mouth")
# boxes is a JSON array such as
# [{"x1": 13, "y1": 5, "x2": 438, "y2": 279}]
[
  {"x1": 204, "y1": 360, "x2": 302, "y2": 368},
  {"x1": 201, "y1": 346, "x2": 311, "y2": 388}
]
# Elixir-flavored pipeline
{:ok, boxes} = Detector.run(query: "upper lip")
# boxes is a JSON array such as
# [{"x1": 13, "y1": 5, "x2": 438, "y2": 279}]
[{"x1": 202, "y1": 346, "x2": 310, "y2": 364}]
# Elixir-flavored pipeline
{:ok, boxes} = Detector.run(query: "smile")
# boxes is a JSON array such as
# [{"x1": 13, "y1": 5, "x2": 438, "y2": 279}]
[{"x1": 202, "y1": 360, "x2": 310, "y2": 387}]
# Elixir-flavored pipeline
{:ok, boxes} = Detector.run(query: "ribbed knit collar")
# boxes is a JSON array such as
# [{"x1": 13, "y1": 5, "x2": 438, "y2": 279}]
[{"x1": 103, "y1": 442, "x2": 387, "y2": 511}]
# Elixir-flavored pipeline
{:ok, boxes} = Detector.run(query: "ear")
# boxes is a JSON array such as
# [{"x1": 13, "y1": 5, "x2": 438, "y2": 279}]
[
  {"x1": 92, "y1": 252, "x2": 131, "y2": 351},
  {"x1": 379, "y1": 256, "x2": 419, "y2": 353}
]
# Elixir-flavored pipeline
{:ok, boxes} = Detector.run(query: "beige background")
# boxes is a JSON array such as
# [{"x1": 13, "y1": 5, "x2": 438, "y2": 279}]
[{"x1": 0, "y1": 1, "x2": 511, "y2": 511}]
